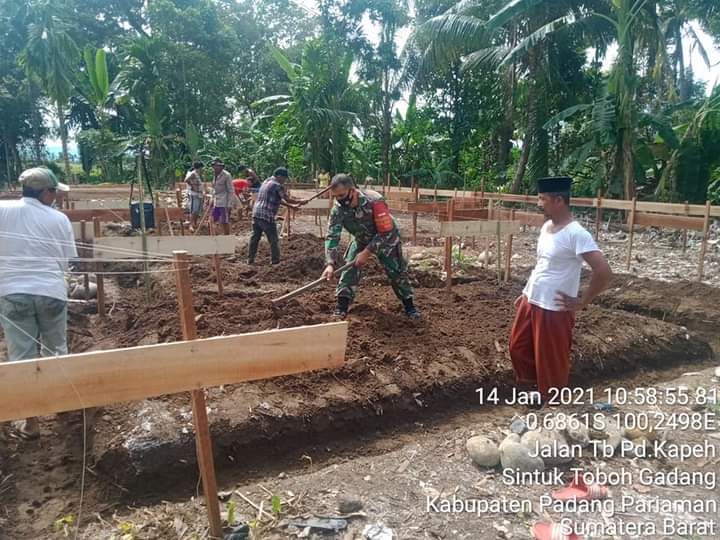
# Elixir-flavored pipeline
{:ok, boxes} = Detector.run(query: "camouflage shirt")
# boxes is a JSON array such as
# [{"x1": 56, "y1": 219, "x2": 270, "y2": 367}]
[{"x1": 325, "y1": 189, "x2": 401, "y2": 266}]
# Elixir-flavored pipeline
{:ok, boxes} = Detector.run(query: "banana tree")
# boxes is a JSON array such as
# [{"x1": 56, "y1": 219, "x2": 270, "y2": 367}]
[{"x1": 254, "y1": 40, "x2": 360, "y2": 175}]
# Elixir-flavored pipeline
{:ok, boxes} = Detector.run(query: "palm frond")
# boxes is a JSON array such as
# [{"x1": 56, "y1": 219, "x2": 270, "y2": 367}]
[
  {"x1": 498, "y1": 13, "x2": 583, "y2": 68},
  {"x1": 417, "y1": 14, "x2": 487, "y2": 62},
  {"x1": 543, "y1": 103, "x2": 593, "y2": 130},
  {"x1": 486, "y1": 0, "x2": 546, "y2": 31},
  {"x1": 462, "y1": 46, "x2": 509, "y2": 72},
  {"x1": 686, "y1": 25, "x2": 712, "y2": 70}
]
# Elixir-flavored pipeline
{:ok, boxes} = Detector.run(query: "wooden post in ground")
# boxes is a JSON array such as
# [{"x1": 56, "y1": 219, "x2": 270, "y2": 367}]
[
  {"x1": 80, "y1": 220, "x2": 90, "y2": 299},
  {"x1": 93, "y1": 218, "x2": 105, "y2": 319},
  {"x1": 625, "y1": 197, "x2": 637, "y2": 271},
  {"x1": 208, "y1": 221, "x2": 224, "y2": 297},
  {"x1": 176, "y1": 188, "x2": 182, "y2": 209},
  {"x1": 698, "y1": 200, "x2": 711, "y2": 281},
  {"x1": 495, "y1": 220, "x2": 502, "y2": 283},
  {"x1": 172, "y1": 251, "x2": 222, "y2": 540},
  {"x1": 412, "y1": 179, "x2": 418, "y2": 245},
  {"x1": 682, "y1": 201, "x2": 689, "y2": 253},
  {"x1": 484, "y1": 199, "x2": 492, "y2": 269},
  {"x1": 444, "y1": 199, "x2": 454, "y2": 290},
  {"x1": 595, "y1": 189, "x2": 603, "y2": 240},
  {"x1": 504, "y1": 209, "x2": 515, "y2": 282},
  {"x1": 154, "y1": 193, "x2": 160, "y2": 231}
]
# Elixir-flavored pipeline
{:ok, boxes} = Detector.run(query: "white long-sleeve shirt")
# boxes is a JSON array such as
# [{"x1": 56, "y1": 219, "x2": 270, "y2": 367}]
[{"x1": 0, "y1": 197, "x2": 78, "y2": 301}]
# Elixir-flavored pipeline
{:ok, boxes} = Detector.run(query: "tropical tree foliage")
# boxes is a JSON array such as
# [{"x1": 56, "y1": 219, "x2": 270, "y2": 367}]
[{"x1": 0, "y1": 0, "x2": 718, "y2": 204}]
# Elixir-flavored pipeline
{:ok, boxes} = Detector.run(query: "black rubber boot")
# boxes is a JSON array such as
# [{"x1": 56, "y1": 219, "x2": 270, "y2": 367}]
[
  {"x1": 402, "y1": 298, "x2": 421, "y2": 320},
  {"x1": 333, "y1": 296, "x2": 350, "y2": 319}
]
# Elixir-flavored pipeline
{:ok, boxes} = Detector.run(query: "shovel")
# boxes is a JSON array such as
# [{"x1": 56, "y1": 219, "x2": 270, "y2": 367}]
[{"x1": 271, "y1": 260, "x2": 355, "y2": 307}]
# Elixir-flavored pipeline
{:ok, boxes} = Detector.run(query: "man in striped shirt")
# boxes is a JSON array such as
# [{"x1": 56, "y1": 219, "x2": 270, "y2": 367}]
[{"x1": 248, "y1": 168, "x2": 306, "y2": 265}]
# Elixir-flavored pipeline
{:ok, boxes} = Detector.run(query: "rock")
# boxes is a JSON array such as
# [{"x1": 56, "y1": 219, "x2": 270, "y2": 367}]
[
  {"x1": 521, "y1": 429, "x2": 573, "y2": 465},
  {"x1": 604, "y1": 417, "x2": 624, "y2": 451},
  {"x1": 466, "y1": 436, "x2": 500, "y2": 467},
  {"x1": 564, "y1": 422, "x2": 590, "y2": 447},
  {"x1": 714, "y1": 366, "x2": 720, "y2": 378},
  {"x1": 363, "y1": 523, "x2": 394, "y2": 540},
  {"x1": 509, "y1": 417, "x2": 528, "y2": 435},
  {"x1": 500, "y1": 438, "x2": 545, "y2": 473},
  {"x1": 410, "y1": 251, "x2": 433, "y2": 261},
  {"x1": 478, "y1": 250, "x2": 495, "y2": 264},
  {"x1": 69, "y1": 282, "x2": 97, "y2": 299},
  {"x1": 499, "y1": 433, "x2": 520, "y2": 452},
  {"x1": 338, "y1": 497, "x2": 363, "y2": 514}
]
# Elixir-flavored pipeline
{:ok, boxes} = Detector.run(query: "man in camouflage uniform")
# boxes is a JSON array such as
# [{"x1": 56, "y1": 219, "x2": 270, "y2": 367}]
[{"x1": 322, "y1": 174, "x2": 420, "y2": 319}]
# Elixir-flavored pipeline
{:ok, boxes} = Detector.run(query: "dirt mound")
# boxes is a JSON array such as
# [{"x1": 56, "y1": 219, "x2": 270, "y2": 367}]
[{"x1": 594, "y1": 274, "x2": 720, "y2": 337}]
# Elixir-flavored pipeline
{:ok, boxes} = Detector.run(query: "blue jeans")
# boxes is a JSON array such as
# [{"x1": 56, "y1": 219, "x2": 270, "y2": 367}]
[{"x1": 0, "y1": 294, "x2": 68, "y2": 361}]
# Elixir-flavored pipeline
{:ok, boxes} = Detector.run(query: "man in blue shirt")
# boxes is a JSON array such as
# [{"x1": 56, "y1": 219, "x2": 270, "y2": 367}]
[{"x1": 248, "y1": 167, "x2": 305, "y2": 265}]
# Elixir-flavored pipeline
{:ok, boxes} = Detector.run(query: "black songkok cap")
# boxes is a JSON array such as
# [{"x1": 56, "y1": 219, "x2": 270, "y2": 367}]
[{"x1": 537, "y1": 176, "x2": 572, "y2": 193}]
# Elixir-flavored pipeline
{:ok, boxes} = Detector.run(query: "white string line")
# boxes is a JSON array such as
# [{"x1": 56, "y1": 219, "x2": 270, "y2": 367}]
[
  {"x1": 0, "y1": 310, "x2": 89, "y2": 538},
  {"x1": 0, "y1": 229, "x2": 176, "y2": 258},
  {"x1": 0, "y1": 234, "x2": 174, "y2": 261},
  {"x1": 1, "y1": 230, "x2": 176, "y2": 260},
  {"x1": 0, "y1": 267, "x2": 198, "y2": 276},
  {"x1": 0, "y1": 231, "x2": 175, "y2": 260},
  {"x1": 0, "y1": 256, "x2": 172, "y2": 263}
]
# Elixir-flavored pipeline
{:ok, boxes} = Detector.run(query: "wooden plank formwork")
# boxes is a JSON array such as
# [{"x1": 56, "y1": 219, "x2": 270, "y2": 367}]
[{"x1": 0, "y1": 322, "x2": 348, "y2": 422}]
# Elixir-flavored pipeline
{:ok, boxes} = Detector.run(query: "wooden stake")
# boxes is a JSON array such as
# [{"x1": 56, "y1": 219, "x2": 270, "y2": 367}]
[
  {"x1": 504, "y1": 209, "x2": 515, "y2": 282},
  {"x1": 80, "y1": 220, "x2": 90, "y2": 299},
  {"x1": 595, "y1": 189, "x2": 602, "y2": 240},
  {"x1": 164, "y1": 207, "x2": 175, "y2": 236},
  {"x1": 682, "y1": 201, "x2": 689, "y2": 253},
  {"x1": 485, "y1": 199, "x2": 493, "y2": 269},
  {"x1": 445, "y1": 199, "x2": 454, "y2": 290},
  {"x1": 172, "y1": 251, "x2": 222, "y2": 540},
  {"x1": 93, "y1": 218, "x2": 105, "y2": 319},
  {"x1": 208, "y1": 222, "x2": 224, "y2": 297},
  {"x1": 698, "y1": 200, "x2": 711, "y2": 281},
  {"x1": 625, "y1": 197, "x2": 637, "y2": 271},
  {"x1": 496, "y1": 220, "x2": 502, "y2": 283},
  {"x1": 412, "y1": 180, "x2": 418, "y2": 245}
]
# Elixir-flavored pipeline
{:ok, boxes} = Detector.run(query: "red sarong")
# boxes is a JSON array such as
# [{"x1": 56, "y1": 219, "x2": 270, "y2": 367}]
[{"x1": 509, "y1": 296, "x2": 575, "y2": 398}]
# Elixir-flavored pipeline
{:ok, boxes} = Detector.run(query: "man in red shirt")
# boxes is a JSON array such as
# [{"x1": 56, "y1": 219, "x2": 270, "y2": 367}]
[{"x1": 232, "y1": 175, "x2": 252, "y2": 219}]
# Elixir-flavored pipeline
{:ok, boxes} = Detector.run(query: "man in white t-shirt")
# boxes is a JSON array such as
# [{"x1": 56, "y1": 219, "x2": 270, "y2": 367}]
[
  {"x1": 0, "y1": 167, "x2": 77, "y2": 438},
  {"x1": 509, "y1": 176, "x2": 612, "y2": 401}
]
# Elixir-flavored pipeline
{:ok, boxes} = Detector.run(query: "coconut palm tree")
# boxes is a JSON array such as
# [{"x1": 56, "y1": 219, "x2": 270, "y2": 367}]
[{"x1": 20, "y1": 0, "x2": 79, "y2": 180}]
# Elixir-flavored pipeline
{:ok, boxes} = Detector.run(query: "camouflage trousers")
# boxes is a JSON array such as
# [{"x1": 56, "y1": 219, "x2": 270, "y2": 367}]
[{"x1": 337, "y1": 241, "x2": 413, "y2": 302}]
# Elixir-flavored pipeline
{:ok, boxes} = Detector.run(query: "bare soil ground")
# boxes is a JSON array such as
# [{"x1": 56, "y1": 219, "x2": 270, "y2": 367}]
[
  {"x1": 77, "y1": 364, "x2": 720, "y2": 540},
  {"x1": 1, "y1": 212, "x2": 719, "y2": 539}
]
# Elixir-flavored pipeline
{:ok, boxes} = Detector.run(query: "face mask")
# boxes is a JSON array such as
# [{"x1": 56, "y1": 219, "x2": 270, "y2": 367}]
[{"x1": 338, "y1": 191, "x2": 353, "y2": 207}]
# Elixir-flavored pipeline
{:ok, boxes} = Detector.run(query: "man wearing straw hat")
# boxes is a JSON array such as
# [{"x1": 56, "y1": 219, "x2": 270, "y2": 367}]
[
  {"x1": 509, "y1": 176, "x2": 611, "y2": 403},
  {"x1": 0, "y1": 167, "x2": 77, "y2": 439}
]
